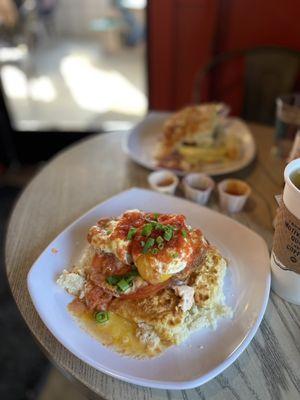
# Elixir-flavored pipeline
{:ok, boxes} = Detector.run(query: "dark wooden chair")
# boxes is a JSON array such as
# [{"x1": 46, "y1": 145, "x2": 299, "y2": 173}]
[{"x1": 193, "y1": 46, "x2": 300, "y2": 124}]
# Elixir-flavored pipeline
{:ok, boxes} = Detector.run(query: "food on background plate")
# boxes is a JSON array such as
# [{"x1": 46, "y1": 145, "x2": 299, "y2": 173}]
[
  {"x1": 155, "y1": 103, "x2": 241, "y2": 171},
  {"x1": 57, "y1": 209, "x2": 231, "y2": 358}
]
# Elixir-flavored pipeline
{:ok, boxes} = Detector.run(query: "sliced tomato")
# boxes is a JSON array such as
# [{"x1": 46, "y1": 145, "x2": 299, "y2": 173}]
[
  {"x1": 91, "y1": 253, "x2": 131, "y2": 275},
  {"x1": 90, "y1": 253, "x2": 132, "y2": 288},
  {"x1": 118, "y1": 279, "x2": 171, "y2": 300}
]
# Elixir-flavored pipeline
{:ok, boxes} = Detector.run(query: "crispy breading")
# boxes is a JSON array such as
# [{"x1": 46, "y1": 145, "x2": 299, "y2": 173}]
[
  {"x1": 110, "y1": 288, "x2": 184, "y2": 345},
  {"x1": 109, "y1": 248, "x2": 229, "y2": 346},
  {"x1": 188, "y1": 249, "x2": 226, "y2": 307},
  {"x1": 156, "y1": 104, "x2": 225, "y2": 159}
]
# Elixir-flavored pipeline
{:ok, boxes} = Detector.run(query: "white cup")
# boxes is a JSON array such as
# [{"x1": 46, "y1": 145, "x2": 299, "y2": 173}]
[
  {"x1": 218, "y1": 179, "x2": 251, "y2": 213},
  {"x1": 283, "y1": 158, "x2": 300, "y2": 219},
  {"x1": 148, "y1": 170, "x2": 179, "y2": 195},
  {"x1": 183, "y1": 173, "x2": 215, "y2": 205},
  {"x1": 271, "y1": 158, "x2": 300, "y2": 304}
]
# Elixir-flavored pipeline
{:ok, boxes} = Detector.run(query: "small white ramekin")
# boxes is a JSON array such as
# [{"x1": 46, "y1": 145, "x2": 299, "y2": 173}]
[
  {"x1": 148, "y1": 170, "x2": 179, "y2": 195},
  {"x1": 183, "y1": 173, "x2": 215, "y2": 205},
  {"x1": 218, "y1": 179, "x2": 251, "y2": 213}
]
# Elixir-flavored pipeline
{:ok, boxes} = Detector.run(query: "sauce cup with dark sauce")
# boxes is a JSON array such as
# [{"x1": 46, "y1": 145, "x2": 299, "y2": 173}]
[
  {"x1": 148, "y1": 170, "x2": 179, "y2": 195},
  {"x1": 218, "y1": 179, "x2": 251, "y2": 213}
]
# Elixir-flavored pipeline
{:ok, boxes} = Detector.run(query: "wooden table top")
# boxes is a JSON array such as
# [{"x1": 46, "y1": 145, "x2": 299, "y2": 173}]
[{"x1": 5, "y1": 124, "x2": 300, "y2": 400}]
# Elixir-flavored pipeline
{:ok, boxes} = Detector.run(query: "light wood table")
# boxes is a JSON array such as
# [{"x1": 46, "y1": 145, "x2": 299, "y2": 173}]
[{"x1": 5, "y1": 124, "x2": 300, "y2": 400}]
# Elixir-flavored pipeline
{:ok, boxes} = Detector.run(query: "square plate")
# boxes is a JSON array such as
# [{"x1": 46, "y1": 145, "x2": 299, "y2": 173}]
[{"x1": 27, "y1": 188, "x2": 270, "y2": 389}]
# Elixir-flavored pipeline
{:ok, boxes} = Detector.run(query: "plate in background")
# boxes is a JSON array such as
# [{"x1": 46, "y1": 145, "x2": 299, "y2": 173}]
[{"x1": 125, "y1": 112, "x2": 256, "y2": 176}]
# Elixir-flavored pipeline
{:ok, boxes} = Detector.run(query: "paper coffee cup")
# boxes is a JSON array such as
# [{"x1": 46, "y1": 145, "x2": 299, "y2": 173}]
[{"x1": 271, "y1": 158, "x2": 300, "y2": 304}]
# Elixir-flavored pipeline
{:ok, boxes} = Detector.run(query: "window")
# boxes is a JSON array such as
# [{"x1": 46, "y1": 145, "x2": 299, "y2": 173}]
[{"x1": 0, "y1": 0, "x2": 147, "y2": 132}]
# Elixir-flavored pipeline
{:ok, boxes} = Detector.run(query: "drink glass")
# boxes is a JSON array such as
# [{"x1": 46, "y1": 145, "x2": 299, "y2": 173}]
[{"x1": 275, "y1": 93, "x2": 300, "y2": 157}]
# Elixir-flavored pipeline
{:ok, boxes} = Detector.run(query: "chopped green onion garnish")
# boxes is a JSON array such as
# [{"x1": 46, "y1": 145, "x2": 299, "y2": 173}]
[
  {"x1": 142, "y1": 237, "x2": 155, "y2": 253},
  {"x1": 127, "y1": 278, "x2": 134, "y2": 287},
  {"x1": 106, "y1": 229, "x2": 112, "y2": 235},
  {"x1": 155, "y1": 223, "x2": 164, "y2": 230},
  {"x1": 117, "y1": 279, "x2": 130, "y2": 292},
  {"x1": 142, "y1": 223, "x2": 153, "y2": 237},
  {"x1": 128, "y1": 267, "x2": 139, "y2": 277},
  {"x1": 127, "y1": 227, "x2": 137, "y2": 240},
  {"x1": 126, "y1": 275, "x2": 135, "y2": 284},
  {"x1": 156, "y1": 236, "x2": 164, "y2": 244},
  {"x1": 182, "y1": 230, "x2": 187, "y2": 238},
  {"x1": 126, "y1": 269, "x2": 139, "y2": 282},
  {"x1": 95, "y1": 311, "x2": 109, "y2": 324},
  {"x1": 164, "y1": 228, "x2": 173, "y2": 241},
  {"x1": 106, "y1": 275, "x2": 119, "y2": 285},
  {"x1": 106, "y1": 268, "x2": 139, "y2": 287},
  {"x1": 151, "y1": 248, "x2": 159, "y2": 255},
  {"x1": 166, "y1": 224, "x2": 174, "y2": 230},
  {"x1": 153, "y1": 213, "x2": 159, "y2": 220},
  {"x1": 158, "y1": 242, "x2": 164, "y2": 250},
  {"x1": 171, "y1": 252, "x2": 179, "y2": 258}
]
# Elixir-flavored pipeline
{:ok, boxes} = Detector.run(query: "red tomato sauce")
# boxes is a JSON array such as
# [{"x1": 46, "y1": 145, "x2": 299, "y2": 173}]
[
  {"x1": 82, "y1": 212, "x2": 208, "y2": 308},
  {"x1": 117, "y1": 279, "x2": 172, "y2": 301},
  {"x1": 110, "y1": 210, "x2": 147, "y2": 240}
]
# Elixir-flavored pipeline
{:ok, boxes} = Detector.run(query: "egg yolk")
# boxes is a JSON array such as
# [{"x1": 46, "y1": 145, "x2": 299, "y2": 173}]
[{"x1": 135, "y1": 254, "x2": 171, "y2": 285}]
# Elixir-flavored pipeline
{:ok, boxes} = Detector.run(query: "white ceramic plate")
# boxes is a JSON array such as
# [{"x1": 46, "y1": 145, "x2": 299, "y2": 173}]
[
  {"x1": 27, "y1": 188, "x2": 270, "y2": 390},
  {"x1": 125, "y1": 112, "x2": 256, "y2": 176}
]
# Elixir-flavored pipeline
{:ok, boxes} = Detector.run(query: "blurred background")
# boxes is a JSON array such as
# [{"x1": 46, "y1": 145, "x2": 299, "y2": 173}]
[{"x1": 0, "y1": 0, "x2": 300, "y2": 399}]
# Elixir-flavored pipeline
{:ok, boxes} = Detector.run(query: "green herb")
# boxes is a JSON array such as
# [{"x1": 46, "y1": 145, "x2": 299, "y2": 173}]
[
  {"x1": 127, "y1": 227, "x2": 137, "y2": 240},
  {"x1": 106, "y1": 275, "x2": 119, "y2": 285},
  {"x1": 164, "y1": 227, "x2": 173, "y2": 241},
  {"x1": 117, "y1": 279, "x2": 130, "y2": 292},
  {"x1": 158, "y1": 242, "x2": 164, "y2": 250},
  {"x1": 126, "y1": 268, "x2": 139, "y2": 282},
  {"x1": 106, "y1": 268, "x2": 139, "y2": 288},
  {"x1": 125, "y1": 276, "x2": 134, "y2": 285},
  {"x1": 128, "y1": 267, "x2": 139, "y2": 276},
  {"x1": 95, "y1": 311, "x2": 109, "y2": 324},
  {"x1": 182, "y1": 230, "x2": 187, "y2": 238},
  {"x1": 106, "y1": 229, "x2": 112, "y2": 235},
  {"x1": 151, "y1": 248, "x2": 159, "y2": 255},
  {"x1": 171, "y1": 252, "x2": 179, "y2": 258},
  {"x1": 142, "y1": 223, "x2": 153, "y2": 237},
  {"x1": 153, "y1": 213, "x2": 159, "y2": 220},
  {"x1": 166, "y1": 224, "x2": 174, "y2": 230},
  {"x1": 124, "y1": 270, "x2": 138, "y2": 286},
  {"x1": 155, "y1": 223, "x2": 164, "y2": 231},
  {"x1": 156, "y1": 236, "x2": 164, "y2": 244},
  {"x1": 142, "y1": 237, "x2": 155, "y2": 253}
]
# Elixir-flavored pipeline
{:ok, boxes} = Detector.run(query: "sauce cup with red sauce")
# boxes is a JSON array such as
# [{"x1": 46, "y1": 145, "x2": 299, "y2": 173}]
[
  {"x1": 183, "y1": 173, "x2": 215, "y2": 205},
  {"x1": 148, "y1": 170, "x2": 179, "y2": 195},
  {"x1": 218, "y1": 179, "x2": 251, "y2": 213}
]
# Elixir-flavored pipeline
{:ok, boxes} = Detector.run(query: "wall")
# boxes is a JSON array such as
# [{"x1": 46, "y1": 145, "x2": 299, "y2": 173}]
[
  {"x1": 148, "y1": 0, "x2": 218, "y2": 110},
  {"x1": 148, "y1": 0, "x2": 300, "y2": 114}
]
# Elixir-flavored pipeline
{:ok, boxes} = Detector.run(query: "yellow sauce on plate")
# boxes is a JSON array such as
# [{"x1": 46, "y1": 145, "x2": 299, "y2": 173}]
[{"x1": 69, "y1": 304, "x2": 162, "y2": 358}]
